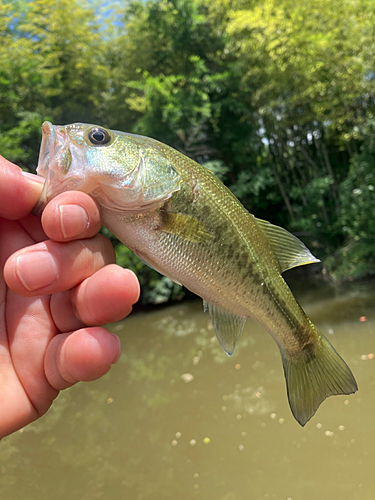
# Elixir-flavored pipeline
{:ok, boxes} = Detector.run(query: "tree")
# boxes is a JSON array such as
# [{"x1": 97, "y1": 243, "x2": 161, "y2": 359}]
[
  {"x1": 0, "y1": 0, "x2": 108, "y2": 167},
  {"x1": 225, "y1": 0, "x2": 375, "y2": 260}
]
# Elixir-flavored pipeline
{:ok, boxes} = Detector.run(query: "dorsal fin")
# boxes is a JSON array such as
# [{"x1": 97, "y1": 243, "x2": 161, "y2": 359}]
[
  {"x1": 255, "y1": 217, "x2": 320, "y2": 273},
  {"x1": 203, "y1": 301, "x2": 246, "y2": 356}
]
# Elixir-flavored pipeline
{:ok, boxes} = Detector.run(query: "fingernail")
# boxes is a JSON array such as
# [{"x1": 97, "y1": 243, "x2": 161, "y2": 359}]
[
  {"x1": 60, "y1": 205, "x2": 89, "y2": 238},
  {"x1": 21, "y1": 171, "x2": 46, "y2": 185},
  {"x1": 16, "y1": 252, "x2": 59, "y2": 291},
  {"x1": 110, "y1": 334, "x2": 122, "y2": 364}
]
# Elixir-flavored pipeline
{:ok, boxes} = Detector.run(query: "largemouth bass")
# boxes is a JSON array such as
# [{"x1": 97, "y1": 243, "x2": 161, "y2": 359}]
[{"x1": 33, "y1": 122, "x2": 357, "y2": 425}]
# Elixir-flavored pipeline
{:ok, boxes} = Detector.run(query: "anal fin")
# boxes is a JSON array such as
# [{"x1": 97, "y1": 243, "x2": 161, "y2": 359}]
[{"x1": 203, "y1": 301, "x2": 246, "y2": 356}]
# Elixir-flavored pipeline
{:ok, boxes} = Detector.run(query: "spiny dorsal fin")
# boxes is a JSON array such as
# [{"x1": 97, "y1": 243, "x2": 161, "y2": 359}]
[
  {"x1": 203, "y1": 301, "x2": 246, "y2": 356},
  {"x1": 255, "y1": 217, "x2": 320, "y2": 273}
]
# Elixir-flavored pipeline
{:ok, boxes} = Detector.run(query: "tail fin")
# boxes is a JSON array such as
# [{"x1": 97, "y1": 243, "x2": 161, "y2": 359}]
[{"x1": 282, "y1": 335, "x2": 358, "y2": 426}]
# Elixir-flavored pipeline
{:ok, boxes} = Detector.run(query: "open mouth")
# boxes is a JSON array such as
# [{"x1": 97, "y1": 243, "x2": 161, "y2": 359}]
[
  {"x1": 31, "y1": 122, "x2": 57, "y2": 216},
  {"x1": 38, "y1": 122, "x2": 56, "y2": 178},
  {"x1": 32, "y1": 121, "x2": 74, "y2": 216}
]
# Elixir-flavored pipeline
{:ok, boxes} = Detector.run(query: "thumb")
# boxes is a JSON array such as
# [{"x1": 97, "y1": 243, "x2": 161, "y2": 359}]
[{"x1": 0, "y1": 156, "x2": 44, "y2": 220}]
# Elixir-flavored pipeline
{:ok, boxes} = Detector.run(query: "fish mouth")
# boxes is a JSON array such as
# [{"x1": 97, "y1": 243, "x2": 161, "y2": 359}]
[
  {"x1": 39, "y1": 121, "x2": 56, "y2": 177},
  {"x1": 32, "y1": 121, "x2": 70, "y2": 216},
  {"x1": 32, "y1": 122, "x2": 55, "y2": 216}
]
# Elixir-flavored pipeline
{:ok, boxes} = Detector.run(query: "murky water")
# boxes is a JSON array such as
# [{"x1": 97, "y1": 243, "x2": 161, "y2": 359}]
[{"x1": 1, "y1": 279, "x2": 374, "y2": 500}]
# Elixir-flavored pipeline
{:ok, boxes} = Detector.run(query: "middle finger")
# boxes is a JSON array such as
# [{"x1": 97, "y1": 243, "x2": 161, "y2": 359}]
[{"x1": 4, "y1": 234, "x2": 116, "y2": 296}]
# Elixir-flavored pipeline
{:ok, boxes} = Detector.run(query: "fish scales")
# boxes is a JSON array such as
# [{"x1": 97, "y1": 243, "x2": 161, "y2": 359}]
[
  {"x1": 119, "y1": 154, "x2": 317, "y2": 357},
  {"x1": 32, "y1": 122, "x2": 357, "y2": 426}
]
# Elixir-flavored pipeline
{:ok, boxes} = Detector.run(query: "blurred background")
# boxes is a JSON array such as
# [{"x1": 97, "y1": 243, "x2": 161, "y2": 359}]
[
  {"x1": 2, "y1": 0, "x2": 375, "y2": 303},
  {"x1": 1, "y1": 1, "x2": 374, "y2": 498}
]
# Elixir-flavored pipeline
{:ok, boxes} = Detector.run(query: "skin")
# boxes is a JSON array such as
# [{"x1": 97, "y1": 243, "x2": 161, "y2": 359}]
[{"x1": 0, "y1": 155, "x2": 140, "y2": 439}]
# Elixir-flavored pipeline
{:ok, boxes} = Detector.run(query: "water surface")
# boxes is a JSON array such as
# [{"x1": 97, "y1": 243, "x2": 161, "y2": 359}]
[{"x1": 1, "y1": 279, "x2": 374, "y2": 500}]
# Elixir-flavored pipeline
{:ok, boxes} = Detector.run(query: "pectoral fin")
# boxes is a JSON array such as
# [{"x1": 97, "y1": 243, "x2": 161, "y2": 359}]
[
  {"x1": 204, "y1": 301, "x2": 246, "y2": 356},
  {"x1": 255, "y1": 217, "x2": 320, "y2": 273},
  {"x1": 158, "y1": 212, "x2": 214, "y2": 244}
]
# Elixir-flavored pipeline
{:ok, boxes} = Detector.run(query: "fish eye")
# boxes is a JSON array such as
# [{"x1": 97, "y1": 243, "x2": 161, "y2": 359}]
[{"x1": 88, "y1": 127, "x2": 111, "y2": 146}]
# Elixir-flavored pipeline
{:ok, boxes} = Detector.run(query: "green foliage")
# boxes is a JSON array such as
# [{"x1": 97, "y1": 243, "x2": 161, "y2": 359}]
[
  {"x1": 0, "y1": 111, "x2": 43, "y2": 164},
  {"x1": 202, "y1": 160, "x2": 229, "y2": 181},
  {"x1": 0, "y1": 0, "x2": 108, "y2": 169},
  {"x1": 327, "y1": 135, "x2": 375, "y2": 279},
  {"x1": 228, "y1": 0, "x2": 375, "y2": 127},
  {"x1": 2, "y1": 0, "x2": 375, "y2": 302},
  {"x1": 226, "y1": 0, "x2": 375, "y2": 228}
]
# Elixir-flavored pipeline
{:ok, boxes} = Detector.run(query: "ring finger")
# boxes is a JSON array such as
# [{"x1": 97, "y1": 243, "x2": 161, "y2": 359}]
[{"x1": 50, "y1": 264, "x2": 140, "y2": 332}]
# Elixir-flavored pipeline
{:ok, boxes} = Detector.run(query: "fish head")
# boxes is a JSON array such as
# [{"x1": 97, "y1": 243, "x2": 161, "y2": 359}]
[{"x1": 33, "y1": 122, "x2": 182, "y2": 215}]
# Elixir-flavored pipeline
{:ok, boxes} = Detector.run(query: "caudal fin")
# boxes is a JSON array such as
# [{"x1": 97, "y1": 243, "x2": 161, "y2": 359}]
[{"x1": 282, "y1": 335, "x2": 358, "y2": 426}]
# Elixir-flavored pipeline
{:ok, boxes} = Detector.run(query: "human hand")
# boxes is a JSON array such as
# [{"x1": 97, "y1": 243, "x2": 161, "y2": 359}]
[{"x1": 0, "y1": 155, "x2": 140, "y2": 438}]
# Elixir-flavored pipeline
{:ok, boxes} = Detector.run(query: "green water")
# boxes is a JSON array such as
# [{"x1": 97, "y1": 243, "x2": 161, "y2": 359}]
[{"x1": 1, "y1": 279, "x2": 374, "y2": 500}]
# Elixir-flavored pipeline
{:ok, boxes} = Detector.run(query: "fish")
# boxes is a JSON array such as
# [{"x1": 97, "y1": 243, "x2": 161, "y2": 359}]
[{"x1": 32, "y1": 121, "x2": 357, "y2": 426}]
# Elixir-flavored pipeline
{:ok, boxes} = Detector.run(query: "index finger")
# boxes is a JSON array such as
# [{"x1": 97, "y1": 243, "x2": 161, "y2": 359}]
[
  {"x1": 41, "y1": 191, "x2": 102, "y2": 242},
  {"x1": 0, "y1": 156, "x2": 44, "y2": 220}
]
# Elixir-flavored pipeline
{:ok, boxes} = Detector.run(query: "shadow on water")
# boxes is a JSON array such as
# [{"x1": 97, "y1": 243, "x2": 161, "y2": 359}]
[{"x1": 1, "y1": 280, "x2": 374, "y2": 500}]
